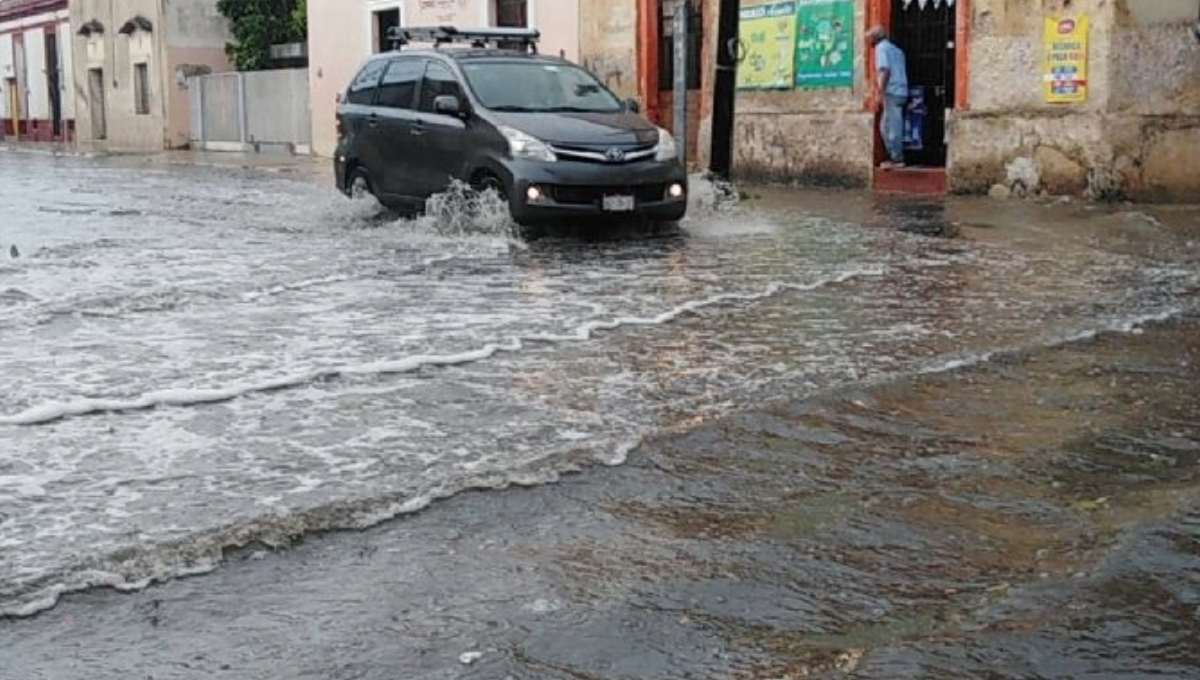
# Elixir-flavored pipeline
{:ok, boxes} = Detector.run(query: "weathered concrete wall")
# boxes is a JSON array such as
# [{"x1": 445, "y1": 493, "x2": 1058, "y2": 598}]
[
  {"x1": 696, "y1": 0, "x2": 872, "y2": 185},
  {"x1": 951, "y1": 0, "x2": 1111, "y2": 196},
  {"x1": 165, "y1": 0, "x2": 231, "y2": 149},
  {"x1": 72, "y1": 0, "x2": 166, "y2": 151},
  {"x1": 734, "y1": 111, "x2": 873, "y2": 186},
  {"x1": 1106, "y1": 0, "x2": 1200, "y2": 201},
  {"x1": 952, "y1": 0, "x2": 1200, "y2": 201},
  {"x1": 579, "y1": 0, "x2": 638, "y2": 99}
]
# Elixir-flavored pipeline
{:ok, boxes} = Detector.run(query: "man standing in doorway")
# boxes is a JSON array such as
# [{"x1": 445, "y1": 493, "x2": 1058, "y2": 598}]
[{"x1": 866, "y1": 25, "x2": 908, "y2": 170}]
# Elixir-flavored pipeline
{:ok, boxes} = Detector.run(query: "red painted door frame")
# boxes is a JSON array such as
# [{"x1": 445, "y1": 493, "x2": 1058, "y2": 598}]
[
  {"x1": 637, "y1": 0, "x2": 661, "y2": 124},
  {"x1": 866, "y1": 0, "x2": 970, "y2": 183},
  {"x1": 865, "y1": 0, "x2": 969, "y2": 111}
]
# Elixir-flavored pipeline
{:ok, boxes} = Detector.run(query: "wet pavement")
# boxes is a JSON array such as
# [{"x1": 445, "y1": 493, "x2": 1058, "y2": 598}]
[{"x1": 1, "y1": 149, "x2": 1199, "y2": 678}]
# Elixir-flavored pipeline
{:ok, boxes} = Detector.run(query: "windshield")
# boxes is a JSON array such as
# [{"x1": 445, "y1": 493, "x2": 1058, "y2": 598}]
[{"x1": 460, "y1": 60, "x2": 623, "y2": 113}]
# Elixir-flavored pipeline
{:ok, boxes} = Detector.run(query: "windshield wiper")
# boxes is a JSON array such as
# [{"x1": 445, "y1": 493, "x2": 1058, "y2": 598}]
[
  {"x1": 541, "y1": 106, "x2": 615, "y2": 113},
  {"x1": 487, "y1": 105, "x2": 536, "y2": 112}
]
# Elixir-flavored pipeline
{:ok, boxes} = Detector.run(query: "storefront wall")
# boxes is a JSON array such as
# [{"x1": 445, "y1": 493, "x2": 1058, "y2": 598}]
[
  {"x1": 950, "y1": 0, "x2": 1200, "y2": 200},
  {"x1": 586, "y1": 0, "x2": 1199, "y2": 200},
  {"x1": 707, "y1": 0, "x2": 873, "y2": 185}
]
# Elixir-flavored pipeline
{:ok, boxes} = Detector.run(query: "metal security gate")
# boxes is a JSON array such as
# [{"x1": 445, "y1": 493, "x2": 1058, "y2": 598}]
[
  {"x1": 892, "y1": 0, "x2": 956, "y2": 167},
  {"x1": 188, "y1": 69, "x2": 311, "y2": 154}
]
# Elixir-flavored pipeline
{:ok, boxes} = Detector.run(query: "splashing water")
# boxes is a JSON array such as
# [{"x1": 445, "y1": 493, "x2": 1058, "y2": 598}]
[{"x1": 420, "y1": 180, "x2": 520, "y2": 240}]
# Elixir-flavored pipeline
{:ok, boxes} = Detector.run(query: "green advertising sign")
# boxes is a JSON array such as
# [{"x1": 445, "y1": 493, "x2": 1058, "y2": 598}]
[{"x1": 794, "y1": 0, "x2": 855, "y2": 89}]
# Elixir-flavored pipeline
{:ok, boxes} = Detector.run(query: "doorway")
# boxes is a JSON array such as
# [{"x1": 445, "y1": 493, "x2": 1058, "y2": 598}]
[
  {"x1": 46, "y1": 30, "x2": 62, "y2": 139},
  {"x1": 889, "y1": 0, "x2": 955, "y2": 167},
  {"x1": 374, "y1": 8, "x2": 401, "y2": 53},
  {"x1": 4, "y1": 78, "x2": 18, "y2": 139},
  {"x1": 88, "y1": 68, "x2": 106, "y2": 140}
]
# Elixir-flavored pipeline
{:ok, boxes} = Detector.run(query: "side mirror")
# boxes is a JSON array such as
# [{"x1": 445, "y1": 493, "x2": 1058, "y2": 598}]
[
  {"x1": 433, "y1": 95, "x2": 463, "y2": 116},
  {"x1": 624, "y1": 98, "x2": 641, "y2": 114}
]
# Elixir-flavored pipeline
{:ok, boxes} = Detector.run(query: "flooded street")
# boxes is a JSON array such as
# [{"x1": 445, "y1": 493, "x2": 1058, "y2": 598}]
[{"x1": 2, "y1": 151, "x2": 1199, "y2": 678}]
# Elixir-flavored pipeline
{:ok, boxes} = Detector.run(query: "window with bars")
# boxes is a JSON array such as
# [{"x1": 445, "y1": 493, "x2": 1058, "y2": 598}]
[{"x1": 134, "y1": 63, "x2": 150, "y2": 115}]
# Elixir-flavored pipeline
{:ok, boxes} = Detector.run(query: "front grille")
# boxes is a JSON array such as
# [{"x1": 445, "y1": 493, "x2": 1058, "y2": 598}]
[
  {"x1": 551, "y1": 143, "x2": 657, "y2": 164},
  {"x1": 548, "y1": 184, "x2": 667, "y2": 205}
]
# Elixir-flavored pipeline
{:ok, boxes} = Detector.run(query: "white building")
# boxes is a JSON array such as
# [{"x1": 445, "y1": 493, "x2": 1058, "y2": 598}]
[
  {"x1": 307, "y1": 0, "x2": 581, "y2": 157},
  {"x1": 0, "y1": 0, "x2": 74, "y2": 142}
]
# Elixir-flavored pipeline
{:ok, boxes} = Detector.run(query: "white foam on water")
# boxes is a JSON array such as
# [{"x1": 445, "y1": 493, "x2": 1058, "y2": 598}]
[
  {"x1": 0, "y1": 269, "x2": 886, "y2": 426},
  {"x1": 915, "y1": 307, "x2": 1187, "y2": 378},
  {"x1": 0, "y1": 340, "x2": 522, "y2": 425},
  {"x1": 521, "y1": 268, "x2": 885, "y2": 343},
  {"x1": 241, "y1": 274, "x2": 356, "y2": 302}
]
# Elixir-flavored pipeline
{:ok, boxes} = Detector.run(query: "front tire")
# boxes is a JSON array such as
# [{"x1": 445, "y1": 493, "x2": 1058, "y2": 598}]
[{"x1": 346, "y1": 167, "x2": 373, "y2": 200}]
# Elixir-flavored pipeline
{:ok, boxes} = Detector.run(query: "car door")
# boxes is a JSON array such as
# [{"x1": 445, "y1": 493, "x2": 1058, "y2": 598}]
[
  {"x1": 341, "y1": 59, "x2": 387, "y2": 186},
  {"x1": 370, "y1": 57, "x2": 424, "y2": 201},
  {"x1": 413, "y1": 59, "x2": 470, "y2": 198}
]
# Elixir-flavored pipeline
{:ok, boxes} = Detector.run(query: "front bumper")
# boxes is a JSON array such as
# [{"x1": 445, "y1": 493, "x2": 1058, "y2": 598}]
[{"x1": 501, "y1": 158, "x2": 688, "y2": 223}]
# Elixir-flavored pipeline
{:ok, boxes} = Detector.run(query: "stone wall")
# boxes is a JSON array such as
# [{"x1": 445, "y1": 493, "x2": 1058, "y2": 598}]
[
  {"x1": 576, "y1": 0, "x2": 1200, "y2": 200},
  {"x1": 951, "y1": 0, "x2": 1200, "y2": 201}
]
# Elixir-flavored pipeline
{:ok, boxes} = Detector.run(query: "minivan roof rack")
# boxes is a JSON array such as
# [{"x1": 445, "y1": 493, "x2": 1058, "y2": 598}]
[{"x1": 386, "y1": 26, "x2": 540, "y2": 53}]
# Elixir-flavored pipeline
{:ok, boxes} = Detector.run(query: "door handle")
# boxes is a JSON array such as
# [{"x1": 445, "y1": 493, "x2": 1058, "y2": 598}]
[
  {"x1": 410, "y1": 122, "x2": 426, "y2": 137},
  {"x1": 367, "y1": 113, "x2": 379, "y2": 128}
]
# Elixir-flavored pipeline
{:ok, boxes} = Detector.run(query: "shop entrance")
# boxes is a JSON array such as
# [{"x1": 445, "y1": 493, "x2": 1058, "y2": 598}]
[
  {"x1": 868, "y1": 0, "x2": 968, "y2": 193},
  {"x1": 890, "y1": 0, "x2": 956, "y2": 167}
]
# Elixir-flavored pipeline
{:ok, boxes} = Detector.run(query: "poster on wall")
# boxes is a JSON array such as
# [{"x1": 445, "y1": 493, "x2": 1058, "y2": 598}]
[
  {"x1": 737, "y1": 2, "x2": 797, "y2": 90},
  {"x1": 794, "y1": 0, "x2": 854, "y2": 88},
  {"x1": 1043, "y1": 16, "x2": 1089, "y2": 104}
]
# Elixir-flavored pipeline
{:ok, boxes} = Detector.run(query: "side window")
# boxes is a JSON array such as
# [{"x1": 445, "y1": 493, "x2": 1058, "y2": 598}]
[
  {"x1": 376, "y1": 58, "x2": 423, "y2": 109},
  {"x1": 346, "y1": 60, "x2": 387, "y2": 105},
  {"x1": 418, "y1": 61, "x2": 464, "y2": 113}
]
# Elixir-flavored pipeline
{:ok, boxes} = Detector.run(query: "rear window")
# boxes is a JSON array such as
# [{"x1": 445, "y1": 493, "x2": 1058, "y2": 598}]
[
  {"x1": 460, "y1": 61, "x2": 622, "y2": 113},
  {"x1": 346, "y1": 60, "x2": 387, "y2": 105}
]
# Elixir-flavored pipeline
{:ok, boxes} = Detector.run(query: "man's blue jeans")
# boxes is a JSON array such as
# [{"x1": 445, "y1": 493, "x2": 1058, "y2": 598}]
[{"x1": 881, "y1": 93, "x2": 906, "y2": 163}]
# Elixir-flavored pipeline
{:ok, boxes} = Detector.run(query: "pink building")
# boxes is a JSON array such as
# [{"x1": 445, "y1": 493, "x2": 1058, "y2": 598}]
[
  {"x1": 0, "y1": 0, "x2": 73, "y2": 142},
  {"x1": 307, "y1": 0, "x2": 581, "y2": 157}
]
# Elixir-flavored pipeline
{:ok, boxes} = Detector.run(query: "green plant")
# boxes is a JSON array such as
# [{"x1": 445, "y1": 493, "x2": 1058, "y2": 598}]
[{"x1": 217, "y1": 0, "x2": 307, "y2": 71}]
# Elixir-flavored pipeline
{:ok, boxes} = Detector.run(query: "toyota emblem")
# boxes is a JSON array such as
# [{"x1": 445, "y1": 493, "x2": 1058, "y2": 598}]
[{"x1": 604, "y1": 147, "x2": 626, "y2": 163}]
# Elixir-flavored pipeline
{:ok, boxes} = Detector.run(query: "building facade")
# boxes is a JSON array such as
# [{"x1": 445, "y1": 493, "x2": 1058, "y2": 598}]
[
  {"x1": 580, "y1": 0, "x2": 1200, "y2": 201},
  {"x1": 307, "y1": 0, "x2": 581, "y2": 157},
  {"x1": 0, "y1": 0, "x2": 73, "y2": 142},
  {"x1": 70, "y1": 0, "x2": 231, "y2": 151}
]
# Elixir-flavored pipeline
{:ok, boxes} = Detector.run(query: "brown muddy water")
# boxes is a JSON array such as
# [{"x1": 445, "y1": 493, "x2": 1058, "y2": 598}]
[
  {"x1": 2, "y1": 167, "x2": 1199, "y2": 678},
  {"x1": 5, "y1": 312, "x2": 1197, "y2": 680}
]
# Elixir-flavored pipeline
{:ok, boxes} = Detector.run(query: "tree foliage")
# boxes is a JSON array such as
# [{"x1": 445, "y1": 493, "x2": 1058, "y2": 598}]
[{"x1": 217, "y1": 0, "x2": 307, "y2": 71}]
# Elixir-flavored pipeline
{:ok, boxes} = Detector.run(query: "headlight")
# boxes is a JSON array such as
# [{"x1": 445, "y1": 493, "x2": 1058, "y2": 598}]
[
  {"x1": 655, "y1": 127, "x2": 678, "y2": 162},
  {"x1": 499, "y1": 125, "x2": 557, "y2": 163}
]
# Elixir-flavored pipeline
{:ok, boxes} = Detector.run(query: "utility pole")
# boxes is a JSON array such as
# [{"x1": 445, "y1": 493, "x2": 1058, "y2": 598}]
[
  {"x1": 708, "y1": 0, "x2": 739, "y2": 181},
  {"x1": 672, "y1": 0, "x2": 688, "y2": 170}
]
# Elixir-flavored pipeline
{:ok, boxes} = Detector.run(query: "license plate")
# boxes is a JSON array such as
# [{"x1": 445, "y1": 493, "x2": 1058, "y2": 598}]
[{"x1": 602, "y1": 195, "x2": 634, "y2": 212}]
